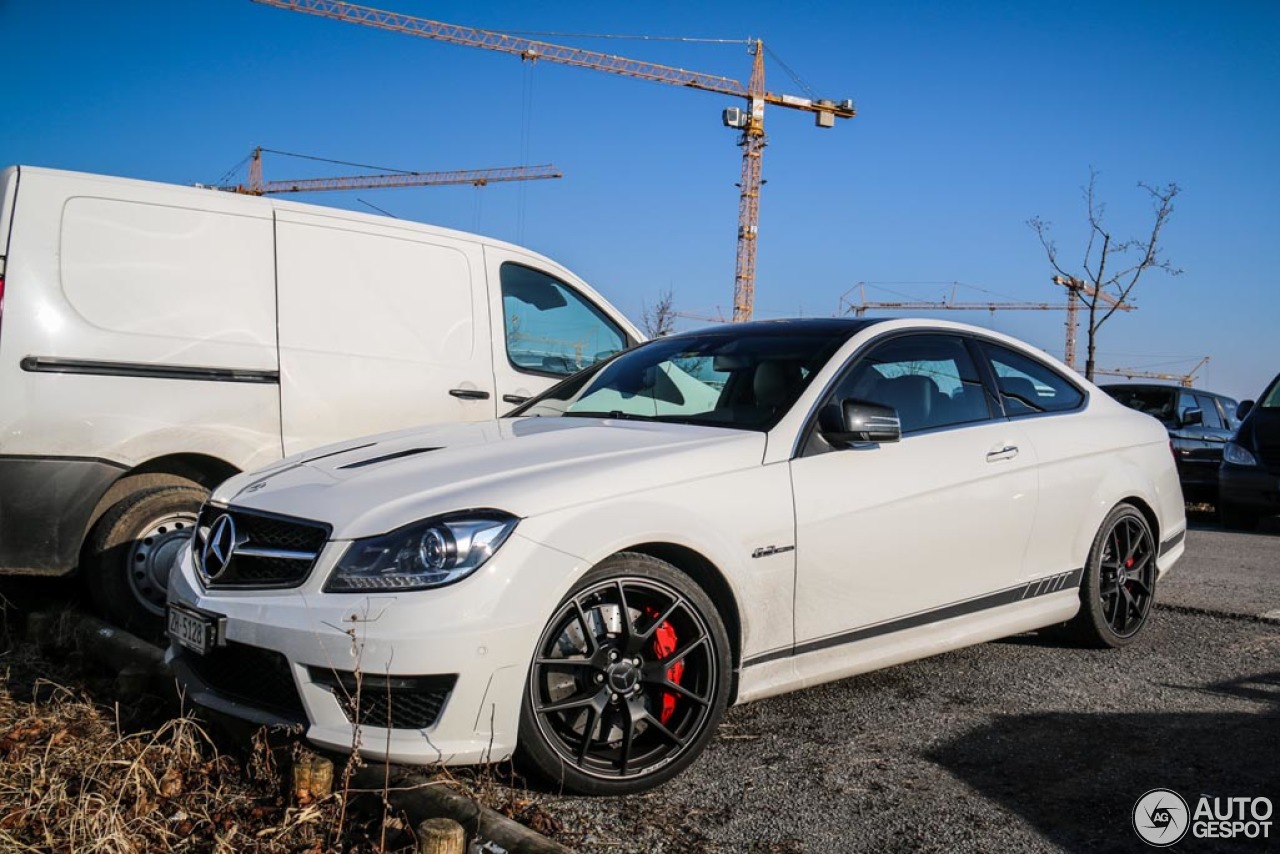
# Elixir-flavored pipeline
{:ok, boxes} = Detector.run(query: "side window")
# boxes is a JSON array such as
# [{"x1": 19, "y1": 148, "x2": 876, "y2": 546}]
[
  {"x1": 1194, "y1": 394, "x2": 1225, "y2": 429},
  {"x1": 500, "y1": 263, "x2": 628, "y2": 377},
  {"x1": 828, "y1": 334, "x2": 992, "y2": 434},
  {"x1": 982, "y1": 343, "x2": 1084, "y2": 416}
]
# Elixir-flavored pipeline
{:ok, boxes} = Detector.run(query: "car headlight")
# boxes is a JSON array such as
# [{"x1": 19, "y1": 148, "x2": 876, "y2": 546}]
[
  {"x1": 1223, "y1": 441, "x2": 1258, "y2": 467},
  {"x1": 325, "y1": 511, "x2": 518, "y2": 592}
]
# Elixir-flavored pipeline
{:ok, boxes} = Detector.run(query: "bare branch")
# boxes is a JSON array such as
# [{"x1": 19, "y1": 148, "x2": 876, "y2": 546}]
[
  {"x1": 1029, "y1": 169, "x2": 1181, "y2": 379},
  {"x1": 640, "y1": 288, "x2": 678, "y2": 338}
]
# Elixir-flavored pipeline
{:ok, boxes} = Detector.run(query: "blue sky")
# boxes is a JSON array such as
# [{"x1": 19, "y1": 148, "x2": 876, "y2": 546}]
[{"x1": 3, "y1": 1, "x2": 1278, "y2": 399}]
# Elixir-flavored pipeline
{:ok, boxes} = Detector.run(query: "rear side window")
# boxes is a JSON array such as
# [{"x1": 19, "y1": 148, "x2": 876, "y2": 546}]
[
  {"x1": 500, "y1": 263, "x2": 628, "y2": 377},
  {"x1": 982, "y1": 342, "x2": 1084, "y2": 416}
]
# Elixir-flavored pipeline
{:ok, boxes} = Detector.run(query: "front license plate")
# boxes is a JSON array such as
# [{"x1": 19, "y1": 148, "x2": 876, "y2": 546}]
[{"x1": 167, "y1": 605, "x2": 222, "y2": 656}]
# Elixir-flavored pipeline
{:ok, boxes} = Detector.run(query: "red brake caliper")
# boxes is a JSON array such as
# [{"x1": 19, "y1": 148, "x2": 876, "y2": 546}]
[{"x1": 645, "y1": 606, "x2": 684, "y2": 724}]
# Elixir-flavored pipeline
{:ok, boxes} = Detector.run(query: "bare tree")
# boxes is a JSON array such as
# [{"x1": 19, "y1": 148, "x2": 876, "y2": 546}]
[
  {"x1": 641, "y1": 288, "x2": 678, "y2": 338},
  {"x1": 1029, "y1": 168, "x2": 1181, "y2": 380}
]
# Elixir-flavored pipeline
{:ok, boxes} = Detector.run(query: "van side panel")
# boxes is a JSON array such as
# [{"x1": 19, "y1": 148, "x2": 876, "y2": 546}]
[
  {"x1": 275, "y1": 209, "x2": 495, "y2": 455},
  {"x1": 58, "y1": 197, "x2": 277, "y2": 368},
  {"x1": 0, "y1": 170, "x2": 283, "y2": 574}
]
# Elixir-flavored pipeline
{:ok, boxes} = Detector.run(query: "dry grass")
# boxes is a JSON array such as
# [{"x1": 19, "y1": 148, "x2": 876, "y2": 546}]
[{"x1": 0, "y1": 642, "x2": 419, "y2": 853}]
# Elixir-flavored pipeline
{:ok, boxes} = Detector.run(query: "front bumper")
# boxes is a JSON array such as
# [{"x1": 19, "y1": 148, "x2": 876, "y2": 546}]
[
  {"x1": 1219, "y1": 464, "x2": 1280, "y2": 512},
  {"x1": 166, "y1": 531, "x2": 586, "y2": 766}
]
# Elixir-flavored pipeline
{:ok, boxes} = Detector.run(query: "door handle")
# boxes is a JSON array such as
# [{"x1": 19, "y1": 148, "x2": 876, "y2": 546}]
[
  {"x1": 502, "y1": 394, "x2": 531, "y2": 405},
  {"x1": 449, "y1": 388, "x2": 491, "y2": 400},
  {"x1": 986, "y1": 445, "x2": 1019, "y2": 462}
]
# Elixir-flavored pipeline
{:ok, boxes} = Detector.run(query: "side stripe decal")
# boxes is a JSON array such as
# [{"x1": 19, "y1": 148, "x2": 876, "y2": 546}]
[{"x1": 743, "y1": 568, "x2": 1084, "y2": 668}]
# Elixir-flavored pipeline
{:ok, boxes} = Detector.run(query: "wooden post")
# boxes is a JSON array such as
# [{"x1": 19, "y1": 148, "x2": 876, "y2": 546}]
[
  {"x1": 416, "y1": 817, "x2": 466, "y2": 854},
  {"x1": 292, "y1": 754, "x2": 334, "y2": 803}
]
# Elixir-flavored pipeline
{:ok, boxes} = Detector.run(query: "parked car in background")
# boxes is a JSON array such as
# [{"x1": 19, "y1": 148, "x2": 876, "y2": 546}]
[
  {"x1": 1100, "y1": 383, "x2": 1240, "y2": 503},
  {"x1": 1219, "y1": 372, "x2": 1280, "y2": 529},
  {"x1": 168, "y1": 318, "x2": 1186, "y2": 795},
  {"x1": 0, "y1": 165, "x2": 640, "y2": 631}
]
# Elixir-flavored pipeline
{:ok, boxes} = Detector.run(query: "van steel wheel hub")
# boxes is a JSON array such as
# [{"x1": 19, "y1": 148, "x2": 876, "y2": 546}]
[{"x1": 128, "y1": 512, "x2": 196, "y2": 614}]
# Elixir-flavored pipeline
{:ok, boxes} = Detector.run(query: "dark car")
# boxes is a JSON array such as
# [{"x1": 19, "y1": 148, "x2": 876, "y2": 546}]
[
  {"x1": 1218, "y1": 372, "x2": 1280, "y2": 529},
  {"x1": 1101, "y1": 383, "x2": 1240, "y2": 503}
]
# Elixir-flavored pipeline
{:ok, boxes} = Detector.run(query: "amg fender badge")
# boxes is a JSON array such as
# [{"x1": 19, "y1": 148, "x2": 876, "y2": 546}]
[{"x1": 751, "y1": 545, "x2": 796, "y2": 559}]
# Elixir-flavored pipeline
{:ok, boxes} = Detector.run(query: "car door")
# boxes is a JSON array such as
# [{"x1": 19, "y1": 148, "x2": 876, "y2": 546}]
[
  {"x1": 790, "y1": 333, "x2": 1038, "y2": 645},
  {"x1": 482, "y1": 247, "x2": 635, "y2": 413}
]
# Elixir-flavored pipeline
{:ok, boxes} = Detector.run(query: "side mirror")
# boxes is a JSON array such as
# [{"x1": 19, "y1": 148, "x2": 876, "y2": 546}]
[
  {"x1": 1180, "y1": 407, "x2": 1203, "y2": 427},
  {"x1": 1238, "y1": 400, "x2": 1255, "y2": 420},
  {"x1": 823, "y1": 399, "x2": 901, "y2": 445}
]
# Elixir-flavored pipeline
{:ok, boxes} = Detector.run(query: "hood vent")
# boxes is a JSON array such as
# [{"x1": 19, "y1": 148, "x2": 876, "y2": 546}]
[{"x1": 337, "y1": 447, "x2": 441, "y2": 470}]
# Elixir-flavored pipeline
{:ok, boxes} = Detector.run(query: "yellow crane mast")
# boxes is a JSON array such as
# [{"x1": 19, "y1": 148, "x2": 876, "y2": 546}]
[{"x1": 251, "y1": 0, "x2": 856, "y2": 321}]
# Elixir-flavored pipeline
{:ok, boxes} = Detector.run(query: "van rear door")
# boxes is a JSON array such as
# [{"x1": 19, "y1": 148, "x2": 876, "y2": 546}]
[{"x1": 275, "y1": 209, "x2": 496, "y2": 455}]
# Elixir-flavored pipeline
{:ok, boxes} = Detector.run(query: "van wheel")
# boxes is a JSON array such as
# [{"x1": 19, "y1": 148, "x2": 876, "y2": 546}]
[{"x1": 85, "y1": 485, "x2": 206, "y2": 634}]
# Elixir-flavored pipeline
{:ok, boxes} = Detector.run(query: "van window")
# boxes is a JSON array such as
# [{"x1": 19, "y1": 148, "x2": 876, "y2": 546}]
[{"x1": 500, "y1": 263, "x2": 627, "y2": 377}]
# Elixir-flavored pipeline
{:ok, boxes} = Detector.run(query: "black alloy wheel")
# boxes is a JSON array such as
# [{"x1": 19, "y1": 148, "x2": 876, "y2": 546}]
[
  {"x1": 1066, "y1": 502, "x2": 1158, "y2": 648},
  {"x1": 517, "y1": 553, "x2": 731, "y2": 795}
]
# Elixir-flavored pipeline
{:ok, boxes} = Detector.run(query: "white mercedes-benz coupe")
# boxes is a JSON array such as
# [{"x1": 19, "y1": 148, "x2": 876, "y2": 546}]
[{"x1": 167, "y1": 318, "x2": 1186, "y2": 794}]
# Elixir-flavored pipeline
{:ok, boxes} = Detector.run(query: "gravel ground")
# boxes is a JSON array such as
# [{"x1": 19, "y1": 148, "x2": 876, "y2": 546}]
[{"x1": 539, "y1": 607, "x2": 1279, "y2": 853}]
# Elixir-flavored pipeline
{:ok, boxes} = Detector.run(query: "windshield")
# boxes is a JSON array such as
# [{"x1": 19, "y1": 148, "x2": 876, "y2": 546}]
[
  {"x1": 510, "y1": 329, "x2": 848, "y2": 430},
  {"x1": 1103, "y1": 386, "x2": 1177, "y2": 425},
  {"x1": 1261, "y1": 376, "x2": 1280, "y2": 409}
]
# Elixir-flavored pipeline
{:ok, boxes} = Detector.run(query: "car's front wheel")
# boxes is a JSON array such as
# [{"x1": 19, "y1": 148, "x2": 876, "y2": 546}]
[
  {"x1": 517, "y1": 553, "x2": 732, "y2": 795},
  {"x1": 1064, "y1": 502, "x2": 1157, "y2": 648}
]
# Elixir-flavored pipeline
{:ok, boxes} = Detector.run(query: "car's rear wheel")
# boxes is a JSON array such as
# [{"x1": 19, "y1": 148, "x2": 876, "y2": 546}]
[
  {"x1": 1064, "y1": 502, "x2": 1157, "y2": 648},
  {"x1": 517, "y1": 553, "x2": 731, "y2": 795}
]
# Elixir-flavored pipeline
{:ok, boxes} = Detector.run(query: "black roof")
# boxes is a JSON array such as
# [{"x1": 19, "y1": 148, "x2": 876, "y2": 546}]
[{"x1": 669, "y1": 317, "x2": 885, "y2": 339}]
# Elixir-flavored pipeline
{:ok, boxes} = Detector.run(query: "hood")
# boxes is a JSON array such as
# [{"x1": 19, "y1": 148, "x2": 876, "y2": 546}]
[{"x1": 214, "y1": 417, "x2": 765, "y2": 539}]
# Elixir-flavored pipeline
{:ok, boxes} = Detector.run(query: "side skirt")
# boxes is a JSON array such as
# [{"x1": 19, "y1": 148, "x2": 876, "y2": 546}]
[{"x1": 735, "y1": 575, "x2": 1082, "y2": 705}]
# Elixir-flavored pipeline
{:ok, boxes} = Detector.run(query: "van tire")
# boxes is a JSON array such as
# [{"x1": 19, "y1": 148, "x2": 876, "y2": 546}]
[{"x1": 85, "y1": 485, "x2": 207, "y2": 635}]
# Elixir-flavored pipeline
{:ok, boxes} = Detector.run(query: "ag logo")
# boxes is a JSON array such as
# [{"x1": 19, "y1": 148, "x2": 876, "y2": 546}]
[
  {"x1": 200, "y1": 514, "x2": 241, "y2": 582},
  {"x1": 1133, "y1": 788, "x2": 1190, "y2": 847}
]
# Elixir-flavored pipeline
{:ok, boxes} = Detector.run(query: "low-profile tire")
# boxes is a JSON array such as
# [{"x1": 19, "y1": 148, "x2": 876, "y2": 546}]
[
  {"x1": 1064, "y1": 502, "x2": 1157, "y2": 649},
  {"x1": 1219, "y1": 501, "x2": 1259, "y2": 532},
  {"x1": 516, "y1": 552, "x2": 732, "y2": 795},
  {"x1": 84, "y1": 485, "x2": 206, "y2": 635}
]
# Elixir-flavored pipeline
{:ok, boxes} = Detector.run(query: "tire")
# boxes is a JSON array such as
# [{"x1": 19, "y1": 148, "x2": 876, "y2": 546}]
[
  {"x1": 84, "y1": 485, "x2": 207, "y2": 634},
  {"x1": 516, "y1": 553, "x2": 732, "y2": 795},
  {"x1": 1219, "y1": 502, "x2": 1259, "y2": 532},
  {"x1": 1064, "y1": 503, "x2": 1157, "y2": 649}
]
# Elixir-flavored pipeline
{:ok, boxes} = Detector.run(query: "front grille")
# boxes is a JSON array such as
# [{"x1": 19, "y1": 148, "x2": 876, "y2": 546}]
[
  {"x1": 308, "y1": 668, "x2": 456, "y2": 730},
  {"x1": 194, "y1": 503, "x2": 330, "y2": 589},
  {"x1": 178, "y1": 642, "x2": 306, "y2": 722}
]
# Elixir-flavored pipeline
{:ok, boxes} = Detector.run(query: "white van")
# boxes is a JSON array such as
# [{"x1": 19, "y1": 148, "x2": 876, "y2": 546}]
[{"x1": 0, "y1": 165, "x2": 641, "y2": 629}]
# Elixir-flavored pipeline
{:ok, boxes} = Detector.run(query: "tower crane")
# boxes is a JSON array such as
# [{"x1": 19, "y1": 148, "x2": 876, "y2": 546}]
[
  {"x1": 214, "y1": 146, "x2": 562, "y2": 196},
  {"x1": 1093, "y1": 357, "x2": 1210, "y2": 389},
  {"x1": 1050, "y1": 275, "x2": 1131, "y2": 371},
  {"x1": 251, "y1": 0, "x2": 857, "y2": 321},
  {"x1": 839, "y1": 282, "x2": 1135, "y2": 369}
]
